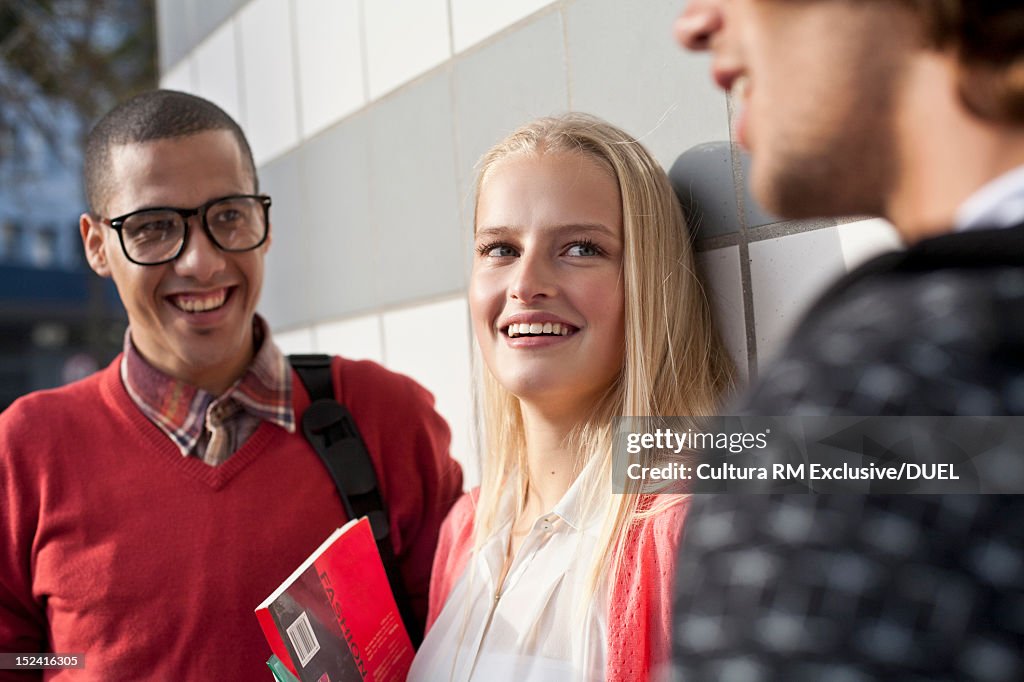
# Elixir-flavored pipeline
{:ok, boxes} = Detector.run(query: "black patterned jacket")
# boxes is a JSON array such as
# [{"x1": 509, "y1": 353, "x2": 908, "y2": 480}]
[{"x1": 671, "y1": 223, "x2": 1024, "y2": 682}]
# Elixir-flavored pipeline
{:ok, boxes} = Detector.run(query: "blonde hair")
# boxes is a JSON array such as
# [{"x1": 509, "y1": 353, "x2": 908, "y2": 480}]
[{"x1": 470, "y1": 113, "x2": 734, "y2": 600}]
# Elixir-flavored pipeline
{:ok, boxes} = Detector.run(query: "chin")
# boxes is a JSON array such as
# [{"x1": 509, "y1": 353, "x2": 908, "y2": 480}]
[
  {"x1": 756, "y1": 170, "x2": 833, "y2": 219},
  {"x1": 504, "y1": 377, "x2": 559, "y2": 402},
  {"x1": 498, "y1": 372, "x2": 566, "y2": 404},
  {"x1": 758, "y1": 149, "x2": 889, "y2": 220}
]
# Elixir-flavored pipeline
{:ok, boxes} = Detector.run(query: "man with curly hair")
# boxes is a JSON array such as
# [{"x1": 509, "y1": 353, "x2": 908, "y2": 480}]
[{"x1": 672, "y1": 2, "x2": 1024, "y2": 679}]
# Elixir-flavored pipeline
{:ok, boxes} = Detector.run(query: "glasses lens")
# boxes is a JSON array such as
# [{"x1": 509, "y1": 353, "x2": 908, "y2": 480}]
[
  {"x1": 205, "y1": 197, "x2": 267, "y2": 251},
  {"x1": 120, "y1": 211, "x2": 186, "y2": 264}
]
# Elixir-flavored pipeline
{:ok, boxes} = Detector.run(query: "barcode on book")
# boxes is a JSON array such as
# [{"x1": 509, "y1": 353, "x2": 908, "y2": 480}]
[{"x1": 286, "y1": 611, "x2": 320, "y2": 667}]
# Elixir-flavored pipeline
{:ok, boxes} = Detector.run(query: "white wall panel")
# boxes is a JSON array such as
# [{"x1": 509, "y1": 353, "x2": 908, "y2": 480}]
[
  {"x1": 160, "y1": 56, "x2": 196, "y2": 92},
  {"x1": 450, "y1": 0, "x2": 554, "y2": 53},
  {"x1": 381, "y1": 298, "x2": 477, "y2": 486},
  {"x1": 293, "y1": 0, "x2": 366, "y2": 138},
  {"x1": 749, "y1": 228, "x2": 846, "y2": 367},
  {"x1": 273, "y1": 327, "x2": 317, "y2": 356},
  {"x1": 838, "y1": 218, "x2": 903, "y2": 271},
  {"x1": 193, "y1": 20, "x2": 245, "y2": 128},
  {"x1": 238, "y1": 0, "x2": 300, "y2": 164},
  {"x1": 363, "y1": 0, "x2": 450, "y2": 99},
  {"x1": 697, "y1": 246, "x2": 748, "y2": 386},
  {"x1": 315, "y1": 315, "x2": 384, "y2": 364}
]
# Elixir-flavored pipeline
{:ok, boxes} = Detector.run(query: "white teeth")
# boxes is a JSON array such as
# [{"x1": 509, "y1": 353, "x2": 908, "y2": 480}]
[
  {"x1": 734, "y1": 75, "x2": 750, "y2": 99},
  {"x1": 172, "y1": 289, "x2": 228, "y2": 313},
  {"x1": 506, "y1": 322, "x2": 573, "y2": 337}
]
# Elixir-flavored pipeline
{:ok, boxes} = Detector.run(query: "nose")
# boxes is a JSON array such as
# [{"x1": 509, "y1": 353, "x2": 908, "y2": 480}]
[
  {"x1": 674, "y1": 0, "x2": 724, "y2": 51},
  {"x1": 509, "y1": 250, "x2": 557, "y2": 303},
  {"x1": 173, "y1": 216, "x2": 227, "y2": 281}
]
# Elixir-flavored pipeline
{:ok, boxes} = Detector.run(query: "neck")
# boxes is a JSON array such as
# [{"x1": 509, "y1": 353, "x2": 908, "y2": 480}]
[
  {"x1": 195, "y1": 351, "x2": 253, "y2": 396},
  {"x1": 131, "y1": 329, "x2": 255, "y2": 397},
  {"x1": 889, "y1": 52, "x2": 1024, "y2": 243},
  {"x1": 518, "y1": 399, "x2": 593, "y2": 520}
]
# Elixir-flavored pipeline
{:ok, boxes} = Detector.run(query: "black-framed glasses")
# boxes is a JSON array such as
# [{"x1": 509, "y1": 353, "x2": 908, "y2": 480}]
[{"x1": 102, "y1": 194, "x2": 272, "y2": 266}]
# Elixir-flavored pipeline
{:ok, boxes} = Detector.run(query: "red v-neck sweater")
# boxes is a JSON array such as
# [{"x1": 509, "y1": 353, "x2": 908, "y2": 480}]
[{"x1": 0, "y1": 356, "x2": 462, "y2": 680}]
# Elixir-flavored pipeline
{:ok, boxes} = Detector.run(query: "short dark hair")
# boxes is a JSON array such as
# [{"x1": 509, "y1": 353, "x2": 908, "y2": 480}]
[
  {"x1": 83, "y1": 90, "x2": 258, "y2": 214},
  {"x1": 898, "y1": 1, "x2": 1024, "y2": 124}
]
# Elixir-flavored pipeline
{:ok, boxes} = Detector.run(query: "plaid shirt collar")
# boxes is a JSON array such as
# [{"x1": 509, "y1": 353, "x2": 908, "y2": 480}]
[{"x1": 120, "y1": 315, "x2": 295, "y2": 456}]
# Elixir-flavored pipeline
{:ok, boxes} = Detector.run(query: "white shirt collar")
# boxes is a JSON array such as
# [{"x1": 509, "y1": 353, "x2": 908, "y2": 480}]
[
  {"x1": 490, "y1": 454, "x2": 606, "y2": 534},
  {"x1": 410, "y1": 453, "x2": 610, "y2": 682},
  {"x1": 954, "y1": 163, "x2": 1024, "y2": 232},
  {"x1": 550, "y1": 454, "x2": 607, "y2": 532}
]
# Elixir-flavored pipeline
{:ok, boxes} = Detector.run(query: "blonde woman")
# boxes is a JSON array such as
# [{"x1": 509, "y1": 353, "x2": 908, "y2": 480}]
[{"x1": 409, "y1": 114, "x2": 733, "y2": 682}]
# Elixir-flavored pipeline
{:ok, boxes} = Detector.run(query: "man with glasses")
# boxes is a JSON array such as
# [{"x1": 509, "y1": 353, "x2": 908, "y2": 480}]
[
  {"x1": 0, "y1": 90, "x2": 463, "y2": 679},
  {"x1": 670, "y1": 2, "x2": 1024, "y2": 680}
]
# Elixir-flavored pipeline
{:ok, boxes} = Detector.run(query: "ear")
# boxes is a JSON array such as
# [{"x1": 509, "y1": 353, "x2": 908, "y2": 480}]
[{"x1": 80, "y1": 213, "x2": 112, "y2": 277}]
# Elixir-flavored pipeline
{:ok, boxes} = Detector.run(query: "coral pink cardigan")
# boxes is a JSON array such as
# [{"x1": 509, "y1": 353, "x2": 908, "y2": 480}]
[{"x1": 427, "y1": 490, "x2": 688, "y2": 681}]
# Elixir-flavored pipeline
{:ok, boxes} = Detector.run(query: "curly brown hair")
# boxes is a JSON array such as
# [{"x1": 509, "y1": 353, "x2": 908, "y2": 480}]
[{"x1": 899, "y1": 1, "x2": 1024, "y2": 124}]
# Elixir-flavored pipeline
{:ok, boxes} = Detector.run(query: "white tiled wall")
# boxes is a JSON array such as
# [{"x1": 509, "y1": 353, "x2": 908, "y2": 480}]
[
  {"x1": 449, "y1": 0, "x2": 555, "y2": 53},
  {"x1": 381, "y1": 298, "x2": 476, "y2": 485},
  {"x1": 238, "y1": 0, "x2": 299, "y2": 164},
  {"x1": 273, "y1": 326, "x2": 316, "y2": 356},
  {"x1": 749, "y1": 228, "x2": 848, "y2": 367},
  {"x1": 362, "y1": 0, "x2": 451, "y2": 100},
  {"x1": 293, "y1": 0, "x2": 366, "y2": 138},
  {"x1": 315, "y1": 314, "x2": 384, "y2": 365},
  {"x1": 696, "y1": 247, "x2": 748, "y2": 385},
  {"x1": 838, "y1": 218, "x2": 903, "y2": 270},
  {"x1": 565, "y1": 0, "x2": 730, "y2": 170},
  {"x1": 160, "y1": 56, "x2": 195, "y2": 92},
  {"x1": 193, "y1": 21, "x2": 245, "y2": 129}
]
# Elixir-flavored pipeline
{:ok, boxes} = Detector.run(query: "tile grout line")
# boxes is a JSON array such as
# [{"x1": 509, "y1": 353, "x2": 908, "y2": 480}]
[
  {"x1": 357, "y1": 0, "x2": 372, "y2": 105},
  {"x1": 726, "y1": 93, "x2": 760, "y2": 382},
  {"x1": 287, "y1": 0, "x2": 305, "y2": 141}
]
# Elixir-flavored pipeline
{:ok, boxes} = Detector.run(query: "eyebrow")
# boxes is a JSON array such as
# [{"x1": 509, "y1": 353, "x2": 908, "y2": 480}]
[{"x1": 475, "y1": 223, "x2": 619, "y2": 240}]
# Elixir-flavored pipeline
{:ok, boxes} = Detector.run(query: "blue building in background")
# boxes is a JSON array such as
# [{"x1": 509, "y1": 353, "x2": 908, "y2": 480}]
[{"x1": 0, "y1": 126, "x2": 125, "y2": 411}]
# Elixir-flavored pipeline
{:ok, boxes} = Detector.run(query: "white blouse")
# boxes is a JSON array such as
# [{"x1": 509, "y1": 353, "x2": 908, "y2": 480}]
[{"x1": 408, "y1": 461, "x2": 608, "y2": 682}]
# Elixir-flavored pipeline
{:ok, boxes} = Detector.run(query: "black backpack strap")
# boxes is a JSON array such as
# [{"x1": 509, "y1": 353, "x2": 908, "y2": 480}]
[{"x1": 288, "y1": 354, "x2": 424, "y2": 647}]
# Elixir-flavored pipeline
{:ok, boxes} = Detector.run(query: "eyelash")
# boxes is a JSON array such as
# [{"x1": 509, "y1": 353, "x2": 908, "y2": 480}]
[
  {"x1": 475, "y1": 238, "x2": 605, "y2": 257},
  {"x1": 567, "y1": 238, "x2": 603, "y2": 256},
  {"x1": 476, "y1": 241, "x2": 514, "y2": 256}
]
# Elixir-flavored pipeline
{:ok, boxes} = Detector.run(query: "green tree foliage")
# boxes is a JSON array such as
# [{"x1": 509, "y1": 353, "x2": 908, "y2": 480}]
[{"x1": 0, "y1": 0, "x2": 156, "y2": 167}]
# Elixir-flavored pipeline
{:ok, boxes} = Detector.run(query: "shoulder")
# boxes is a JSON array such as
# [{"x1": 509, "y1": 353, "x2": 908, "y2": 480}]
[
  {"x1": 0, "y1": 367, "x2": 114, "y2": 492},
  {"x1": 439, "y1": 489, "x2": 479, "y2": 546},
  {"x1": 606, "y1": 497, "x2": 689, "y2": 681},
  {"x1": 622, "y1": 497, "x2": 690, "y2": 574},
  {"x1": 1, "y1": 367, "x2": 110, "y2": 442},
  {"x1": 433, "y1": 490, "x2": 477, "y2": 582},
  {"x1": 331, "y1": 356, "x2": 438, "y2": 411},
  {"x1": 324, "y1": 354, "x2": 459, "y2": 501},
  {"x1": 611, "y1": 497, "x2": 689, "y2": 616},
  {"x1": 332, "y1": 356, "x2": 428, "y2": 393},
  {"x1": 326, "y1": 356, "x2": 453, "y2": 462},
  {"x1": 746, "y1": 265, "x2": 1024, "y2": 415},
  {"x1": 426, "y1": 489, "x2": 479, "y2": 629},
  {"x1": 798, "y1": 265, "x2": 1007, "y2": 358}
]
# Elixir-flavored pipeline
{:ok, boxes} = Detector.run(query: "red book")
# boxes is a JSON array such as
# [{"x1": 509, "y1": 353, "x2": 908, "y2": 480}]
[{"x1": 255, "y1": 518, "x2": 414, "y2": 682}]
